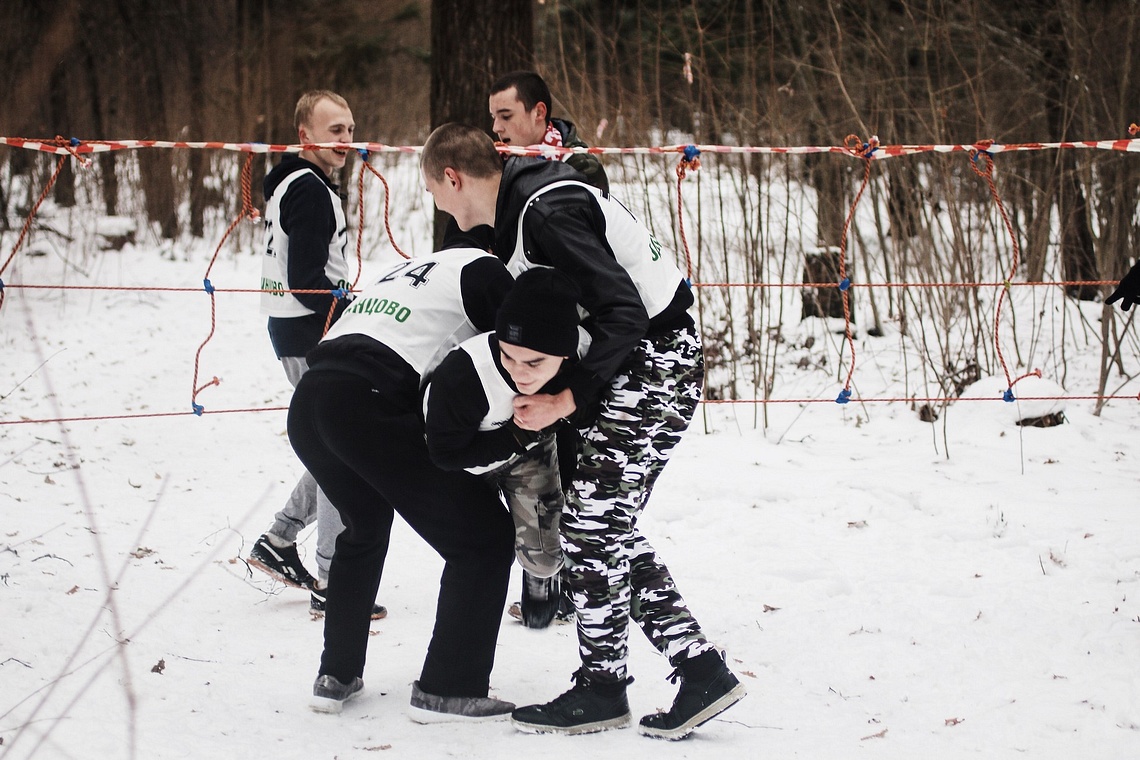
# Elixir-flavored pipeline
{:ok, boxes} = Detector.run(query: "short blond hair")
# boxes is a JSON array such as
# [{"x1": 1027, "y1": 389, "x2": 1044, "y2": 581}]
[
  {"x1": 294, "y1": 90, "x2": 350, "y2": 131},
  {"x1": 421, "y1": 123, "x2": 504, "y2": 181}
]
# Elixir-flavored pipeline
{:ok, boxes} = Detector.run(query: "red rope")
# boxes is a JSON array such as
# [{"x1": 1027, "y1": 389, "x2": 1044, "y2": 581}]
[
  {"x1": 1, "y1": 278, "x2": 1122, "y2": 295},
  {"x1": 7, "y1": 390, "x2": 1138, "y2": 426},
  {"x1": 354, "y1": 159, "x2": 367, "y2": 290},
  {"x1": 361, "y1": 157, "x2": 409, "y2": 260},
  {"x1": 675, "y1": 150, "x2": 701, "y2": 280},
  {"x1": 0, "y1": 406, "x2": 289, "y2": 426},
  {"x1": 190, "y1": 153, "x2": 259, "y2": 414},
  {"x1": 969, "y1": 142, "x2": 1040, "y2": 394},
  {"x1": 836, "y1": 135, "x2": 879, "y2": 395}
]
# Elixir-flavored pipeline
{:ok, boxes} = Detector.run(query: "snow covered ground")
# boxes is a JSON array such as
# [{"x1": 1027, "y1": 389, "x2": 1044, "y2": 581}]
[{"x1": 2, "y1": 166, "x2": 1139, "y2": 759}]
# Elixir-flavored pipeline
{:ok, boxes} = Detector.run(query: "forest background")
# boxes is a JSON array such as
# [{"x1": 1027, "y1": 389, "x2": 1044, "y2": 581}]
[{"x1": 2, "y1": 0, "x2": 1140, "y2": 415}]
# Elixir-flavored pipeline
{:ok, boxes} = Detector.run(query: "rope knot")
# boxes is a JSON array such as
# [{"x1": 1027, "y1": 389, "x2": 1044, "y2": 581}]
[
  {"x1": 55, "y1": 135, "x2": 91, "y2": 167},
  {"x1": 203, "y1": 278, "x2": 215, "y2": 294},
  {"x1": 676, "y1": 145, "x2": 701, "y2": 180},
  {"x1": 1002, "y1": 388, "x2": 1015, "y2": 402},
  {"x1": 835, "y1": 388, "x2": 853, "y2": 404},
  {"x1": 844, "y1": 134, "x2": 879, "y2": 158},
  {"x1": 356, "y1": 148, "x2": 370, "y2": 159},
  {"x1": 192, "y1": 403, "x2": 205, "y2": 416},
  {"x1": 969, "y1": 146, "x2": 994, "y2": 178},
  {"x1": 839, "y1": 277, "x2": 851, "y2": 291},
  {"x1": 331, "y1": 287, "x2": 347, "y2": 299}
]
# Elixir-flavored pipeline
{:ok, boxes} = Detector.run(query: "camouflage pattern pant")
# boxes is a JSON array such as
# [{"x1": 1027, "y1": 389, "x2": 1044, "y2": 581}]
[
  {"x1": 481, "y1": 435, "x2": 565, "y2": 579},
  {"x1": 562, "y1": 326, "x2": 715, "y2": 683}
]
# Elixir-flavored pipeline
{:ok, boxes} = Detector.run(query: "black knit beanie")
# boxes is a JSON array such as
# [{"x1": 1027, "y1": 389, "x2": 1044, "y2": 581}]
[{"x1": 496, "y1": 268, "x2": 581, "y2": 357}]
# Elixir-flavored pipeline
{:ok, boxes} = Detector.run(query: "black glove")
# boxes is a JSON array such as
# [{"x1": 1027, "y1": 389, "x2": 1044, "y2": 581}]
[{"x1": 1106, "y1": 260, "x2": 1140, "y2": 311}]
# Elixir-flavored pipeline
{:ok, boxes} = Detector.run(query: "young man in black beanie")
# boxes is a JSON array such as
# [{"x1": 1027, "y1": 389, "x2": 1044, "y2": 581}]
[
  {"x1": 423, "y1": 268, "x2": 589, "y2": 628},
  {"x1": 420, "y1": 123, "x2": 746, "y2": 740}
]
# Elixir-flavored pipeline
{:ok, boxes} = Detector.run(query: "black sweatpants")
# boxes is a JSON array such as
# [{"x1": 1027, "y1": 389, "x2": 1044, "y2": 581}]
[{"x1": 288, "y1": 369, "x2": 515, "y2": 697}]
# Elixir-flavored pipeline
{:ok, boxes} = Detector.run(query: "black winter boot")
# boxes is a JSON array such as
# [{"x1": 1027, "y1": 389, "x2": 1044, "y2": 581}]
[
  {"x1": 638, "y1": 649, "x2": 746, "y2": 740},
  {"x1": 512, "y1": 669, "x2": 632, "y2": 735}
]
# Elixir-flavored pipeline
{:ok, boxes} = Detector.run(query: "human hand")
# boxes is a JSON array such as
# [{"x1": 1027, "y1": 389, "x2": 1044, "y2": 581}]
[
  {"x1": 513, "y1": 388, "x2": 576, "y2": 431},
  {"x1": 1106, "y1": 260, "x2": 1140, "y2": 311}
]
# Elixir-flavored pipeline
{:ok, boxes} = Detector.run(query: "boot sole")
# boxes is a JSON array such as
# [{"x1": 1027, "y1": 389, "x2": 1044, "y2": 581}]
[
  {"x1": 408, "y1": 705, "x2": 513, "y2": 724},
  {"x1": 247, "y1": 557, "x2": 310, "y2": 589},
  {"x1": 512, "y1": 713, "x2": 631, "y2": 735},
  {"x1": 310, "y1": 688, "x2": 363, "y2": 714},
  {"x1": 638, "y1": 682, "x2": 748, "y2": 740}
]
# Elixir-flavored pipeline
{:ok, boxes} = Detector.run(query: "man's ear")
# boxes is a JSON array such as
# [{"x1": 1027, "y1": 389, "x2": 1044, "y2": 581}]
[
  {"x1": 297, "y1": 125, "x2": 310, "y2": 144},
  {"x1": 443, "y1": 167, "x2": 462, "y2": 190},
  {"x1": 534, "y1": 101, "x2": 548, "y2": 124}
]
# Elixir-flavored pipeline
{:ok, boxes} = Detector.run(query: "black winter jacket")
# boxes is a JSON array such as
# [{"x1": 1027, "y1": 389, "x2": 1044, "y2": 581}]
[{"x1": 493, "y1": 157, "x2": 693, "y2": 409}]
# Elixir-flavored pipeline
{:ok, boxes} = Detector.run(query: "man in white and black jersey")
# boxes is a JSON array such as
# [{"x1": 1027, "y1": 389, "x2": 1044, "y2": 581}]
[
  {"x1": 246, "y1": 91, "x2": 386, "y2": 619},
  {"x1": 421, "y1": 123, "x2": 746, "y2": 741},
  {"x1": 488, "y1": 70, "x2": 608, "y2": 626},
  {"x1": 288, "y1": 160, "x2": 518, "y2": 719}
]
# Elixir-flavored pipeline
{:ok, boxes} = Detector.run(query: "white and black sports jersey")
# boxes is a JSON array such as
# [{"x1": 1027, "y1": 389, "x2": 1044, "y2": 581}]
[
  {"x1": 260, "y1": 165, "x2": 351, "y2": 318},
  {"x1": 506, "y1": 179, "x2": 683, "y2": 320},
  {"x1": 320, "y1": 248, "x2": 506, "y2": 384}
]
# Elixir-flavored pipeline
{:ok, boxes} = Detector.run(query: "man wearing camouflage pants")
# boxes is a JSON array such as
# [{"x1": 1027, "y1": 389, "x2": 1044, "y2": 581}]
[{"x1": 420, "y1": 123, "x2": 747, "y2": 740}]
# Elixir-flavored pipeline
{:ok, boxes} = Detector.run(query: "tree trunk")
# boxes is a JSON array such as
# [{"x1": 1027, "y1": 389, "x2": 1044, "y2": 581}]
[
  {"x1": 1057, "y1": 157, "x2": 1097, "y2": 300},
  {"x1": 186, "y1": 2, "x2": 207, "y2": 238},
  {"x1": 429, "y1": 0, "x2": 534, "y2": 247},
  {"x1": 49, "y1": 60, "x2": 76, "y2": 208}
]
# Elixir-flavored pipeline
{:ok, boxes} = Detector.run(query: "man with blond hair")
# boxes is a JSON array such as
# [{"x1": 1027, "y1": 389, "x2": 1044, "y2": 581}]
[{"x1": 248, "y1": 90, "x2": 384, "y2": 619}]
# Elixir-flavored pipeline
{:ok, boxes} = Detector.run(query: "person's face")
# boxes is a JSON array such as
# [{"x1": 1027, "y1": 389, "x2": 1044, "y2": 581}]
[
  {"x1": 489, "y1": 87, "x2": 547, "y2": 147},
  {"x1": 298, "y1": 98, "x2": 355, "y2": 177},
  {"x1": 499, "y1": 342, "x2": 566, "y2": 395}
]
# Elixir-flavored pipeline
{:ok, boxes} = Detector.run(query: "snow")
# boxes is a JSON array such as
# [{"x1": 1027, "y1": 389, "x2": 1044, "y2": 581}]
[{"x1": 2, "y1": 169, "x2": 1140, "y2": 760}]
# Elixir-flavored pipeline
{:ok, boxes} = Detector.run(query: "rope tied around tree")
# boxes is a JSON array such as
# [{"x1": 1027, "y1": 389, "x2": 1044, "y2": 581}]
[
  {"x1": 833, "y1": 135, "x2": 879, "y2": 402},
  {"x1": 675, "y1": 145, "x2": 701, "y2": 281},
  {"x1": 191, "y1": 153, "x2": 260, "y2": 415},
  {"x1": 968, "y1": 140, "x2": 1041, "y2": 400}
]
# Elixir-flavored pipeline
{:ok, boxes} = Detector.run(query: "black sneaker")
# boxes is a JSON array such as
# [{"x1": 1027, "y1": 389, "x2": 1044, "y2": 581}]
[
  {"x1": 246, "y1": 534, "x2": 316, "y2": 589},
  {"x1": 309, "y1": 585, "x2": 387, "y2": 620},
  {"x1": 638, "y1": 650, "x2": 747, "y2": 740},
  {"x1": 408, "y1": 680, "x2": 516, "y2": 723},
  {"x1": 310, "y1": 674, "x2": 364, "y2": 713},
  {"x1": 511, "y1": 669, "x2": 632, "y2": 735}
]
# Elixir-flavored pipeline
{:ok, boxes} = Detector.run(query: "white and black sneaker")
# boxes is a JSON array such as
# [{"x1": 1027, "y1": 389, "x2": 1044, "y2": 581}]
[
  {"x1": 310, "y1": 584, "x2": 388, "y2": 620},
  {"x1": 247, "y1": 534, "x2": 316, "y2": 589},
  {"x1": 311, "y1": 674, "x2": 364, "y2": 714}
]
